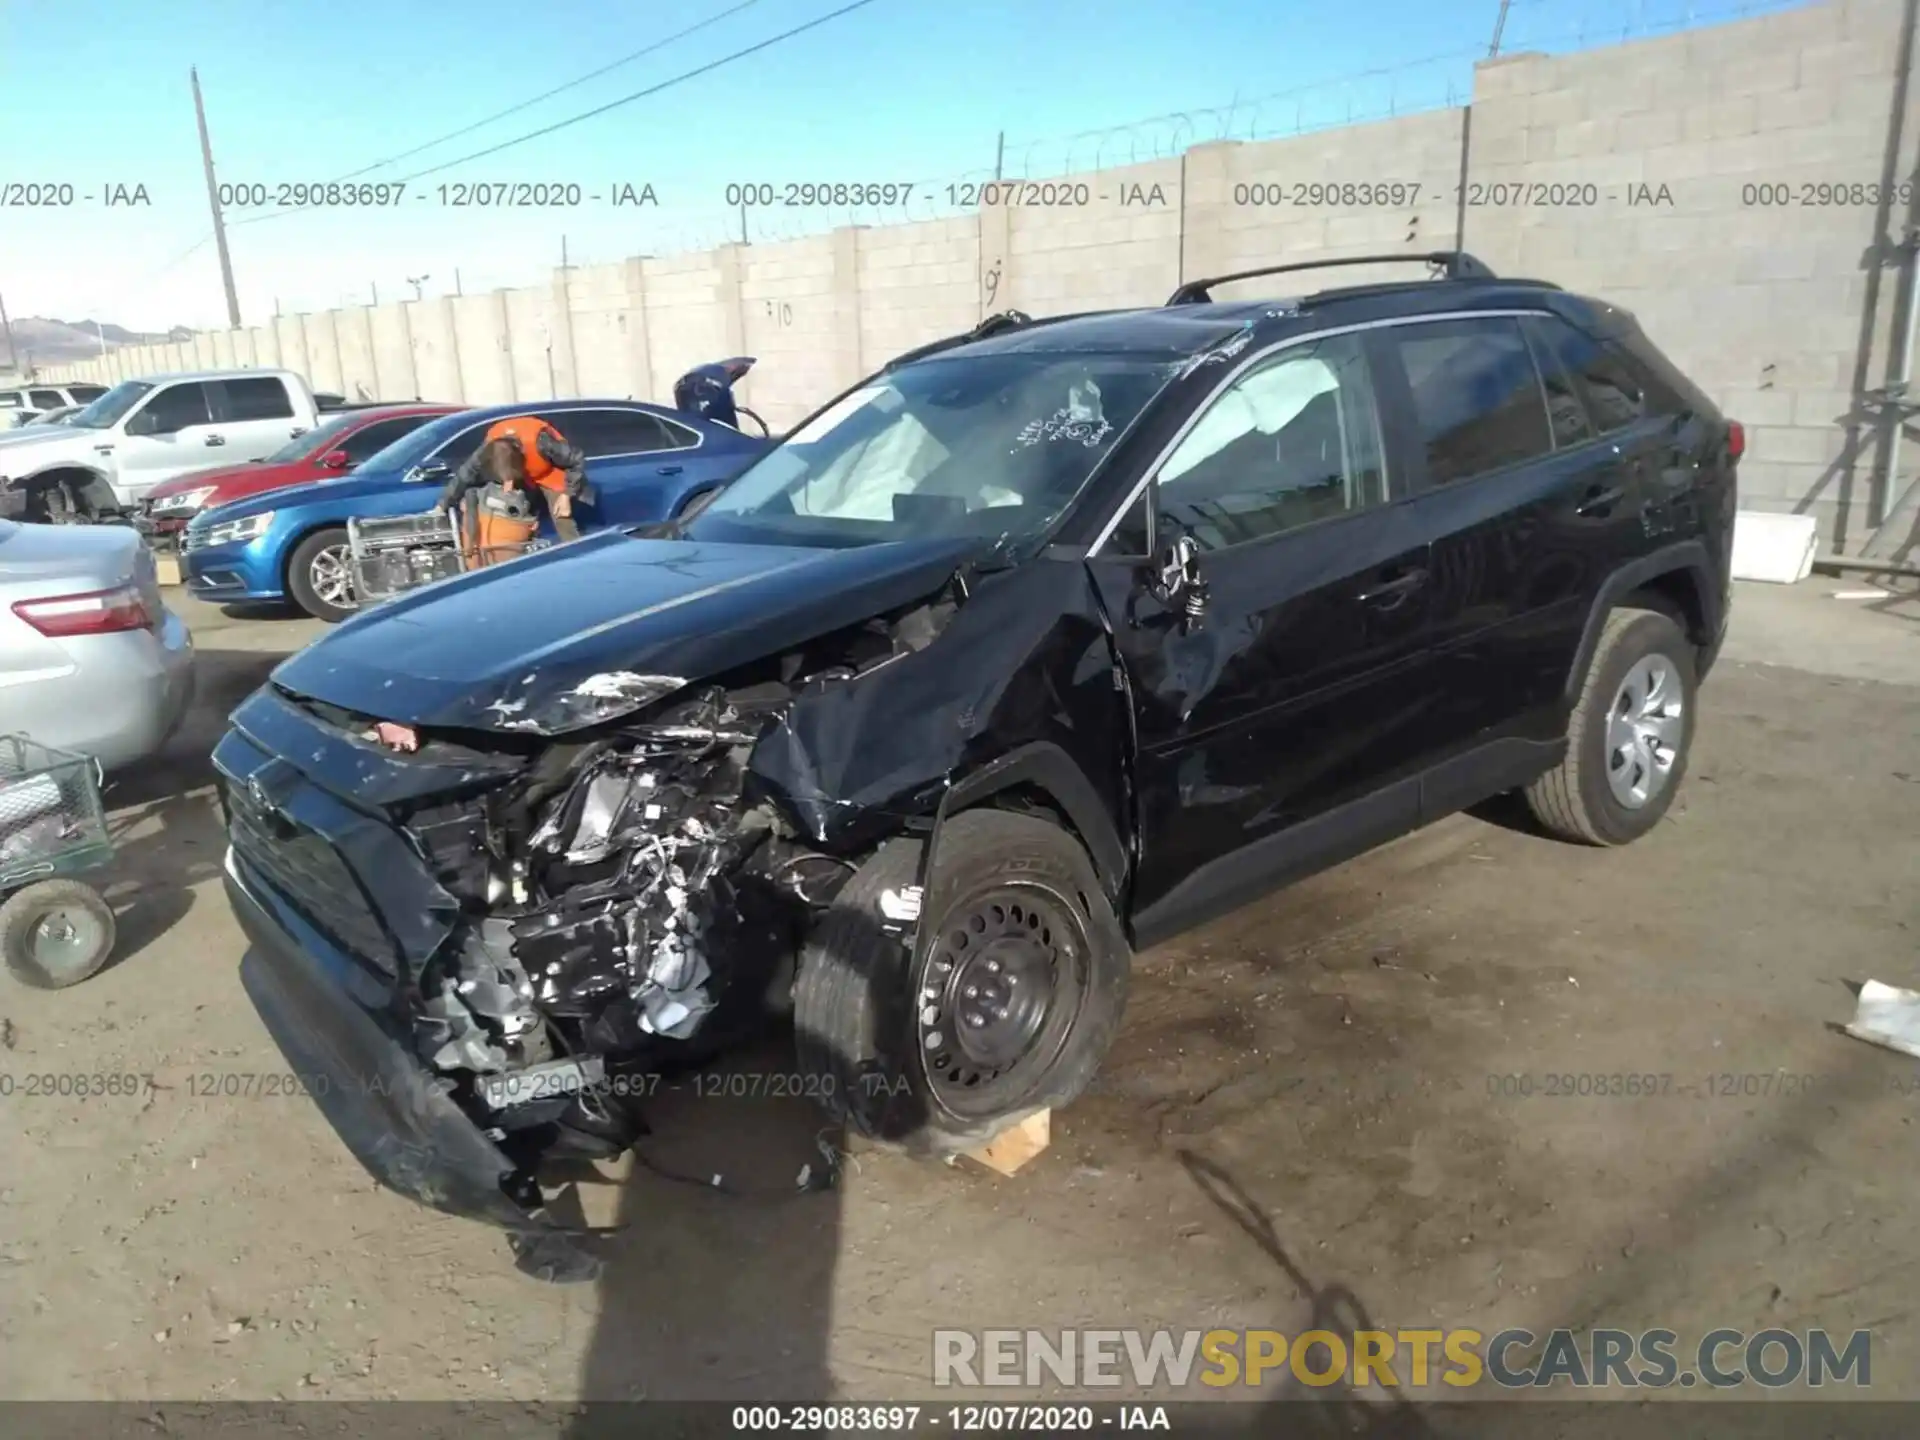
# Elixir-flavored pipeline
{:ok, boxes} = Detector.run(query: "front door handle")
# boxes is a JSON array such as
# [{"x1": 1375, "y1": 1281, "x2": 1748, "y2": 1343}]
[
  {"x1": 656, "y1": 464, "x2": 684, "y2": 477},
  {"x1": 1575, "y1": 484, "x2": 1625, "y2": 516},
  {"x1": 1357, "y1": 567, "x2": 1429, "y2": 608},
  {"x1": 204, "y1": 434, "x2": 226, "y2": 447}
]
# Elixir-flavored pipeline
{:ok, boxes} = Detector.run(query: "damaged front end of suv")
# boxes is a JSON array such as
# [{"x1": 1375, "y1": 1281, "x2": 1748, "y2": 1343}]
[{"x1": 218, "y1": 335, "x2": 1179, "y2": 1270}]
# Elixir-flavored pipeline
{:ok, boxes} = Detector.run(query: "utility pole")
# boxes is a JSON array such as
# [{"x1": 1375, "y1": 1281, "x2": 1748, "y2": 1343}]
[
  {"x1": 0, "y1": 288, "x2": 17, "y2": 372},
  {"x1": 191, "y1": 66, "x2": 243, "y2": 329},
  {"x1": 407, "y1": 274, "x2": 429, "y2": 300},
  {"x1": 994, "y1": 130, "x2": 1006, "y2": 182},
  {"x1": 1488, "y1": 0, "x2": 1513, "y2": 57}
]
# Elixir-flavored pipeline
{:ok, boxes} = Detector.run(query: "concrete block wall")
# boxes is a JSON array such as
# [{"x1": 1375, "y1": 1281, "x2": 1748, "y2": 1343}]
[{"x1": 48, "y1": 0, "x2": 1912, "y2": 551}]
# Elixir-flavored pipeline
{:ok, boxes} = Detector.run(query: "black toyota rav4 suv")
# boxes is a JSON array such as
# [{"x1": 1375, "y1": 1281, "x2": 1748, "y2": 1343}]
[{"x1": 216, "y1": 251, "x2": 1737, "y2": 1271}]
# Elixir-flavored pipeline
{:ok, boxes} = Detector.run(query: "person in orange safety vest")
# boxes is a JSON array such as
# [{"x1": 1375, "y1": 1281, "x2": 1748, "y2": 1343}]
[{"x1": 433, "y1": 415, "x2": 595, "y2": 546}]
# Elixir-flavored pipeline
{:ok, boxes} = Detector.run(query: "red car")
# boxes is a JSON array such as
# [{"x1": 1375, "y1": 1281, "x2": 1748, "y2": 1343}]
[{"x1": 138, "y1": 403, "x2": 462, "y2": 545}]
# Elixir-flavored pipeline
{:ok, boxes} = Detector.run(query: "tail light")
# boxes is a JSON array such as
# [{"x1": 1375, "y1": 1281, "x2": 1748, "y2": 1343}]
[
  {"x1": 11, "y1": 582, "x2": 155, "y2": 638},
  {"x1": 1726, "y1": 420, "x2": 1745, "y2": 461}
]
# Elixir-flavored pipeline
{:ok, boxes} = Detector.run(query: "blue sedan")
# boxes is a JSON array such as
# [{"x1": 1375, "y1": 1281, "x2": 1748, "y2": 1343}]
[{"x1": 181, "y1": 399, "x2": 770, "y2": 621}]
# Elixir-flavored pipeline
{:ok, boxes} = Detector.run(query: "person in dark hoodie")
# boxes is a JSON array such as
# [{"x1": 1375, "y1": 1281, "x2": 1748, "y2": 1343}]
[{"x1": 434, "y1": 415, "x2": 594, "y2": 544}]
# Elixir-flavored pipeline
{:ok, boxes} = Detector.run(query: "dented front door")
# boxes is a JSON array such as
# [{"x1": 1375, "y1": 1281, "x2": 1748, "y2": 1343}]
[{"x1": 1086, "y1": 333, "x2": 1439, "y2": 943}]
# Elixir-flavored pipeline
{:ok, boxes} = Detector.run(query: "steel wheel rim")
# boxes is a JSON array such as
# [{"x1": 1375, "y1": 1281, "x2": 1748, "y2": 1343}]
[
  {"x1": 30, "y1": 904, "x2": 107, "y2": 981},
  {"x1": 309, "y1": 544, "x2": 358, "y2": 609},
  {"x1": 1606, "y1": 653, "x2": 1684, "y2": 809},
  {"x1": 917, "y1": 883, "x2": 1087, "y2": 1119}
]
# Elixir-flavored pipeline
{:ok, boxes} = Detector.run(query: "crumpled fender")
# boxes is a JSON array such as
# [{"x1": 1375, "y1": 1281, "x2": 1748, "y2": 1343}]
[{"x1": 747, "y1": 555, "x2": 1133, "y2": 905}]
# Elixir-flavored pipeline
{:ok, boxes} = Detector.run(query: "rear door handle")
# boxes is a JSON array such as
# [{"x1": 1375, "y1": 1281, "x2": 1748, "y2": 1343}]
[
  {"x1": 204, "y1": 434, "x2": 226, "y2": 447},
  {"x1": 1357, "y1": 567, "x2": 1429, "y2": 607},
  {"x1": 656, "y1": 465, "x2": 684, "y2": 476},
  {"x1": 1575, "y1": 484, "x2": 1625, "y2": 516}
]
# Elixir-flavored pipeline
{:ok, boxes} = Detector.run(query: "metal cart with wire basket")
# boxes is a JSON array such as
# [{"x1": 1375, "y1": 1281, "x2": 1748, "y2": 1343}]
[
  {"x1": 346, "y1": 509, "x2": 553, "y2": 606},
  {"x1": 0, "y1": 735, "x2": 118, "y2": 989}
]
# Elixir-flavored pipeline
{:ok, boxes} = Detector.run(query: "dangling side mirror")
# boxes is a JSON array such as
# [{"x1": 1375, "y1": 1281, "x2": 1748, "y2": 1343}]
[{"x1": 1147, "y1": 527, "x2": 1209, "y2": 627}]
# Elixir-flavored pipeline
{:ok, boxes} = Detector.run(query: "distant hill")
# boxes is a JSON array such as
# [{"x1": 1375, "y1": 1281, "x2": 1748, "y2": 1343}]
[{"x1": 1, "y1": 316, "x2": 195, "y2": 370}]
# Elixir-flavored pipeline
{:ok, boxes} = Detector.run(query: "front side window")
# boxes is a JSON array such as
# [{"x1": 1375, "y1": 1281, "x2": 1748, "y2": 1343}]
[
  {"x1": 341, "y1": 415, "x2": 433, "y2": 463},
  {"x1": 1154, "y1": 334, "x2": 1387, "y2": 552},
  {"x1": 687, "y1": 351, "x2": 1178, "y2": 551},
  {"x1": 430, "y1": 422, "x2": 493, "y2": 470},
  {"x1": 1395, "y1": 317, "x2": 1555, "y2": 486},
  {"x1": 136, "y1": 383, "x2": 214, "y2": 435}
]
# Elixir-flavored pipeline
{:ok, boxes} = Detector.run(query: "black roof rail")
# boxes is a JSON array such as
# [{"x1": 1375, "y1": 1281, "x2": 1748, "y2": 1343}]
[
  {"x1": 884, "y1": 309, "x2": 1040, "y2": 370},
  {"x1": 1167, "y1": 251, "x2": 1496, "y2": 305}
]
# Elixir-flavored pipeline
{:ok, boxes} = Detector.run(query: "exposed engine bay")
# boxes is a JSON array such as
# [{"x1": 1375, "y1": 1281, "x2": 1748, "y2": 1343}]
[{"x1": 383, "y1": 590, "x2": 957, "y2": 1159}]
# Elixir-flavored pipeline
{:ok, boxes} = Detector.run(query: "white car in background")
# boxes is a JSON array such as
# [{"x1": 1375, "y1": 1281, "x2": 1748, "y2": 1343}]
[
  {"x1": 0, "y1": 369, "x2": 329, "y2": 521},
  {"x1": 0, "y1": 383, "x2": 109, "y2": 431}
]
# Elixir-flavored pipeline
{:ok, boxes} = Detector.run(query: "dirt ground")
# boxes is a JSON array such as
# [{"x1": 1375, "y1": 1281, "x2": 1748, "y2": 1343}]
[{"x1": 0, "y1": 582, "x2": 1916, "y2": 1407}]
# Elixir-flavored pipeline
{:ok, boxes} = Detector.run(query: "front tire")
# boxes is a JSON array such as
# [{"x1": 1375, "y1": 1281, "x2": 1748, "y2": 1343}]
[
  {"x1": 794, "y1": 809, "x2": 1130, "y2": 1155},
  {"x1": 1525, "y1": 606, "x2": 1697, "y2": 845},
  {"x1": 286, "y1": 527, "x2": 358, "y2": 623}
]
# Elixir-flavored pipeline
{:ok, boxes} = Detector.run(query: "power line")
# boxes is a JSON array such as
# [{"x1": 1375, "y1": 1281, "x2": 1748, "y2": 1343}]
[
  {"x1": 223, "y1": 0, "x2": 888, "y2": 235},
  {"x1": 396, "y1": 0, "x2": 889, "y2": 182},
  {"x1": 332, "y1": 0, "x2": 769, "y2": 181}
]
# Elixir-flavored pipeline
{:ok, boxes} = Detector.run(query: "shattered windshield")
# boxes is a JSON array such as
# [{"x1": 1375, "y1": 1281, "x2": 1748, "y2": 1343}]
[{"x1": 684, "y1": 351, "x2": 1179, "y2": 549}]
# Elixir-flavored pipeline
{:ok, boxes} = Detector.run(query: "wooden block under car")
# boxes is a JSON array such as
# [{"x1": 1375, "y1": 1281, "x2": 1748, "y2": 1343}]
[
  {"x1": 153, "y1": 551, "x2": 183, "y2": 587},
  {"x1": 961, "y1": 1109, "x2": 1051, "y2": 1177}
]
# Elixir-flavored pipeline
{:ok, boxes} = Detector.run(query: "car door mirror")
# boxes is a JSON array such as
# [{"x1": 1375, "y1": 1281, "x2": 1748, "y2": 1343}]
[
  {"x1": 320, "y1": 449, "x2": 352, "y2": 471},
  {"x1": 406, "y1": 459, "x2": 452, "y2": 485},
  {"x1": 1147, "y1": 525, "x2": 1209, "y2": 624}
]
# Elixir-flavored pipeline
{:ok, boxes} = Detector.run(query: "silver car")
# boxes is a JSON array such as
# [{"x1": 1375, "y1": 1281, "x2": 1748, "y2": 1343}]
[{"x1": 0, "y1": 521, "x2": 196, "y2": 770}]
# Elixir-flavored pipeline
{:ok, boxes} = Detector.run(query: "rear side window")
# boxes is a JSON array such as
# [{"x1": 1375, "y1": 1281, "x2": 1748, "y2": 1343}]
[
  {"x1": 30, "y1": 389, "x2": 65, "y2": 409},
  {"x1": 1394, "y1": 317, "x2": 1554, "y2": 486},
  {"x1": 1520, "y1": 317, "x2": 1596, "y2": 449},
  {"x1": 1523, "y1": 313, "x2": 1688, "y2": 434},
  {"x1": 0, "y1": 392, "x2": 23, "y2": 409},
  {"x1": 547, "y1": 408, "x2": 687, "y2": 457},
  {"x1": 220, "y1": 376, "x2": 295, "y2": 421}
]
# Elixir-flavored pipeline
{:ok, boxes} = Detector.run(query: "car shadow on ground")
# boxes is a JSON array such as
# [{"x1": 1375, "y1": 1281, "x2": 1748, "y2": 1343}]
[
  {"x1": 90, "y1": 647, "x2": 286, "y2": 975},
  {"x1": 565, "y1": 905, "x2": 927, "y2": 1417}
]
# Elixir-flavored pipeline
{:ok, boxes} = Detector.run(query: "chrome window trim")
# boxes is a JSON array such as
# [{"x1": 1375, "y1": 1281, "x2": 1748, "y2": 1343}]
[
  {"x1": 428, "y1": 404, "x2": 704, "y2": 465},
  {"x1": 554, "y1": 404, "x2": 705, "y2": 459},
  {"x1": 1086, "y1": 306, "x2": 1559, "y2": 556}
]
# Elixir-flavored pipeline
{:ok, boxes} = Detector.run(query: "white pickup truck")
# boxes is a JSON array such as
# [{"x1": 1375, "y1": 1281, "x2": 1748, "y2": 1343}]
[{"x1": 0, "y1": 369, "x2": 329, "y2": 521}]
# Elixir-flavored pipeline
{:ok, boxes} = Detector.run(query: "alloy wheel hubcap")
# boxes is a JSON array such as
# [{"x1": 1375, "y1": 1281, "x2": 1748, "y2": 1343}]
[
  {"x1": 1606, "y1": 654, "x2": 1684, "y2": 809},
  {"x1": 310, "y1": 545, "x2": 358, "y2": 609}
]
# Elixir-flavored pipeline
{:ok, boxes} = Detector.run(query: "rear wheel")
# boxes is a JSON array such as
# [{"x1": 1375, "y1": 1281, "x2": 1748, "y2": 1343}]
[
  {"x1": 286, "y1": 526, "x2": 358, "y2": 623},
  {"x1": 1525, "y1": 606, "x2": 1696, "y2": 845},
  {"x1": 795, "y1": 809, "x2": 1130, "y2": 1155},
  {"x1": 2, "y1": 879, "x2": 116, "y2": 989}
]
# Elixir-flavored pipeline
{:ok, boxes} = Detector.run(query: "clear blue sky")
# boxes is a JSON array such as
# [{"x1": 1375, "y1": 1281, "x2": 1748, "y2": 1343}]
[{"x1": 2, "y1": 0, "x2": 1800, "y2": 331}]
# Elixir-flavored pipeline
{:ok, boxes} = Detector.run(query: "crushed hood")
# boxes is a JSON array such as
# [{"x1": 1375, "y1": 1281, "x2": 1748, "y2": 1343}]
[{"x1": 270, "y1": 530, "x2": 985, "y2": 735}]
